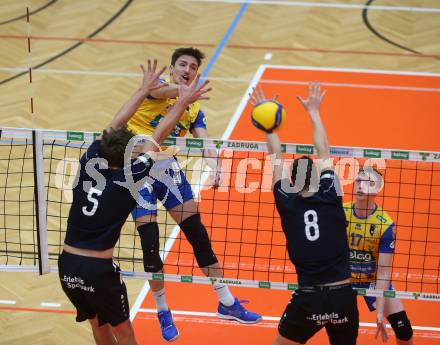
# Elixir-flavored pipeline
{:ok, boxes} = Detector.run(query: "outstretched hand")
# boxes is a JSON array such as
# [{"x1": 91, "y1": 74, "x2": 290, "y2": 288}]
[
  {"x1": 249, "y1": 85, "x2": 278, "y2": 106},
  {"x1": 297, "y1": 82, "x2": 326, "y2": 114},
  {"x1": 178, "y1": 74, "x2": 212, "y2": 104},
  {"x1": 140, "y1": 59, "x2": 167, "y2": 94},
  {"x1": 375, "y1": 314, "x2": 389, "y2": 342}
]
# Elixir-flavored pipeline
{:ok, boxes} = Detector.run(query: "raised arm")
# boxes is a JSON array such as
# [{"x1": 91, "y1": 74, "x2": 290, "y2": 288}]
[
  {"x1": 249, "y1": 86, "x2": 284, "y2": 185},
  {"x1": 106, "y1": 59, "x2": 167, "y2": 132},
  {"x1": 142, "y1": 75, "x2": 212, "y2": 153},
  {"x1": 149, "y1": 83, "x2": 180, "y2": 99},
  {"x1": 297, "y1": 82, "x2": 330, "y2": 161},
  {"x1": 375, "y1": 252, "x2": 392, "y2": 342},
  {"x1": 192, "y1": 126, "x2": 223, "y2": 188}
]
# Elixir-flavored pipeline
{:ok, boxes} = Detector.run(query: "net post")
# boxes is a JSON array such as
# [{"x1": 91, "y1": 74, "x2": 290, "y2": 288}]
[{"x1": 32, "y1": 129, "x2": 49, "y2": 274}]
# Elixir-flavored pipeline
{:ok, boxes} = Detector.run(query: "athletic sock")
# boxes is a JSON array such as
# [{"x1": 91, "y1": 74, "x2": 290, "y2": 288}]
[
  {"x1": 214, "y1": 283, "x2": 235, "y2": 307},
  {"x1": 152, "y1": 288, "x2": 169, "y2": 312}
]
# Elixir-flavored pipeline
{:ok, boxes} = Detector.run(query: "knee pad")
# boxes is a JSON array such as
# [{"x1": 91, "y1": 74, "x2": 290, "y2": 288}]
[
  {"x1": 179, "y1": 214, "x2": 218, "y2": 268},
  {"x1": 387, "y1": 310, "x2": 413, "y2": 341},
  {"x1": 137, "y1": 223, "x2": 163, "y2": 273}
]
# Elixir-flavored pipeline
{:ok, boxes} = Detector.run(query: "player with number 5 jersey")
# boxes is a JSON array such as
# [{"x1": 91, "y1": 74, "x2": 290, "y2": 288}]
[
  {"x1": 250, "y1": 83, "x2": 359, "y2": 345},
  {"x1": 58, "y1": 59, "x2": 211, "y2": 345}
]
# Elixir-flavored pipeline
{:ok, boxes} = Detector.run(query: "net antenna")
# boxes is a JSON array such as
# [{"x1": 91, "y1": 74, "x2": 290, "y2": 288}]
[{"x1": 27, "y1": 6, "x2": 50, "y2": 274}]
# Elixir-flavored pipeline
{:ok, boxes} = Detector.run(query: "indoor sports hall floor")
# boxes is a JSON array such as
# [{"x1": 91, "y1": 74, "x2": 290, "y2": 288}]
[{"x1": 0, "y1": 1, "x2": 439, "y2": 344}]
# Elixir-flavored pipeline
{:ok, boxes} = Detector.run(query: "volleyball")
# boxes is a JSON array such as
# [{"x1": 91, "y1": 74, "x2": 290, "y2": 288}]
[{"x1": 251, "y1": 101, "x2": 286, "y2": 132}]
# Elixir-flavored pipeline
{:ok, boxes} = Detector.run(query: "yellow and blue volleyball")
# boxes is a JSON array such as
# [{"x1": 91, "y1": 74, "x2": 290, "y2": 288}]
[{"x1": 251, "y1": 101, "x2": 286, "y2": 133}]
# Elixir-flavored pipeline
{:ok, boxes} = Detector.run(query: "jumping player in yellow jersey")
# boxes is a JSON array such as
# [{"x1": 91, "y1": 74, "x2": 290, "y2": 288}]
[
  {"x1": 127, "y1": 48, "x2": 261, "y2": 342},
  {"x1": 345, "y1": 168, "x2": 413, "y2": 344}
]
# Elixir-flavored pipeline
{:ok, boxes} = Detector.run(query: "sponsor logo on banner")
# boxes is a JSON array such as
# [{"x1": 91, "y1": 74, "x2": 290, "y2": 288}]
[
  {"x1": 296, "y1": 145, "x2": 314, "y2": 154},
  {"x1": 384, "y1": 290, "x2": 396, "y2": 298},
  {"x1": 218, "y1": 279, "x2": 242, "y2": 285},
  {"x1": 152, "y1": 273, "x2": 164, "y2": 281},
  {"x1": 356, "y1": 288, "x2": 367, "y2": 296},
  {"x1": 259, "y1": 281, "x2": 271, "y2": 289},
  {"x1": 227, "y1": 141, "x2": 259, "y2": 150},
  {"x1": 214, "y1": 140, "x2": 224, "y2": 149},
  {"x1": 421, "y1": 293, "x2": 440, "y2": 300},
  {"x1": 413, "y1": 292, "x2": 420, "y2": 300},
  {"x1": 419, "y1": 152, "x2": 430, "y2": 160},
  {"x1": 93, "y1": 132, "x2": 100, "y2": 141},
  {"x1": 163, "y1": 137, "x2": 177, "y2": 146},
  {"x1": 181, "y1": 276, "x2": 193, "y2": 283},
  {"x1": 67, "y1": 131, "x2": 84, "y2": 141},
  {"x1": 363, "y1": 149, "x2": 381, "y2": 158},
  {"x1": 330, "y1": 148, "x2": 352, "y2": 156},
  {"x1": 376, "y1": 214, "x2": 387, "y2": 223},
  {"x1": 281, "y1": 144, "x2": 287, "y2": 153},
  {"x1": 209, "y1": 277, "x2": 217, "y2": 285},
  {"x1": 288, "y1": 283, "x2": 298, "y2": 291},
  {"x1": 433, "y1": 153, "x2": 440, "y2": 160},
  {"x1": 186, "y1": 138, "x2": 203, "y2": 148},
  {"x1": 391, "y1": 151, "x2": 409, "y2": 160}
]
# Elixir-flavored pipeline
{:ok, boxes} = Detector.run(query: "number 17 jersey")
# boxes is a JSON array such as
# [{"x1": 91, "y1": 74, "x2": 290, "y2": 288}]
[{"x1": 344, "y1": 202, "x2": 395, "y2": 283}]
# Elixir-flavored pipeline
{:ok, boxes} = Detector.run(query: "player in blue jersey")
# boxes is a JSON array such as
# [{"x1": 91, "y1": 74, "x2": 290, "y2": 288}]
[
  {"x1": 58, "y1": 59, "x2": 211, "y2": 345},
  {"x1": 250, "y1": 84, "x2": 359, "y2": 345},
  {"x1": 128, "y1": 47, "x2": 261, "y2": 342},
  {"x1": 346, "y1": 168, "x2": 413, "y2": 344}
]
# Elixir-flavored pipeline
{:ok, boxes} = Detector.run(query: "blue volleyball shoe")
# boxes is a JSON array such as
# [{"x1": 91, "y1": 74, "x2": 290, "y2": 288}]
[
  {"x1": 157, "y1": 309, "x2": 179, "y2": 342},
  {"x1": 217, "y1": 298, "x2": 262, "y2": 324}
]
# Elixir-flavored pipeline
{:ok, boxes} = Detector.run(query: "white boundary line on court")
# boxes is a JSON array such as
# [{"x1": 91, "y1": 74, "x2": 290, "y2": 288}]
[
  {"x1": 258, "y1": 64, "x2": 440, "y2": 77},
  {"x1": 137, "y1": 308, "x2": 440, "y2": 332},
  {"x1": 222, "y1": 64, "x2": 266, "y2": 139},
  {"x1": 1, "y1": 67, "x2": 439, "y2": 93},
  {"x1": 221, "y1": 63, "x2": 440, "y2": 140},
  {"x1": 187, "y1": 0, "x2": 440, "y2": 13}
]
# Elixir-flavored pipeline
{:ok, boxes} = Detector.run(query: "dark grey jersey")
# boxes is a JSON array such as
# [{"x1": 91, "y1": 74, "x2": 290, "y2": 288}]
[
  {"x1": 273, "y1": 170, "x2": 350, "y2": 286},
  {"x1": 65, "y1": 140, "x2": 153, "y2": 250}
]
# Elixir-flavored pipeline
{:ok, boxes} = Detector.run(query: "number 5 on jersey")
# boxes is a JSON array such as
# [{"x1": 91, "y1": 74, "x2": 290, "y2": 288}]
[
  {"x1": 82, "y1": 187, "x2": 102, "y2": 216},
  {"x1": 304, "y1": 210, "x2": 320, "y2": 241}
]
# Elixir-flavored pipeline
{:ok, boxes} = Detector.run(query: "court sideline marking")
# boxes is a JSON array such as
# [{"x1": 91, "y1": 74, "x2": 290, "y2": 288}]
[
  {"x1": 1, "y1": 304, "x2": 438, "y2": 336},
  {"x1": 188, "y1": 0, "x2": 440, "y2": 13},
  {"x1": 136, "y1": 308, "x2": 440, "y2": 332},
  {"x1": 2, "y1": 35, "x2": 438, "y2": 59},
  {"x1": 1, "y1": 67, "x2": 440, "y2": 92}
]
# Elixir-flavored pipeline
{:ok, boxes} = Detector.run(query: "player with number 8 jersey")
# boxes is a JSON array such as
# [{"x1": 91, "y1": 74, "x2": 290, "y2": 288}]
[{"x1": 249, "y1": 83, "x2": 359, "y2": 345}]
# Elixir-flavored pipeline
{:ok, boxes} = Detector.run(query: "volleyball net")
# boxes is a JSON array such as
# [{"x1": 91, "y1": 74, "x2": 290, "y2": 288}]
[{"x1": 1, "y1": 127, "x2": 439, "y2": 302}]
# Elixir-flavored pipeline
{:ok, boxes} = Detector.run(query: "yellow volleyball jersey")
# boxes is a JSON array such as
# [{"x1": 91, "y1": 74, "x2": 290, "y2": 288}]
[
  {"x1": 344, "y1": 202, "x2": 396, "y2": 283},
  {"x1": 127, "y1": 87, "x2": 204, "y2": 137}
]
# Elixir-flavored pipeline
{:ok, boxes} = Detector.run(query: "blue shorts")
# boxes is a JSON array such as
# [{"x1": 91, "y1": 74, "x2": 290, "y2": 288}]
[
  {"x1": 131, "y1": 158, "x2": 194, "y2": 219},
  {"x1": 352, "y1": 282, "x2": 394, "y2": 312}
]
